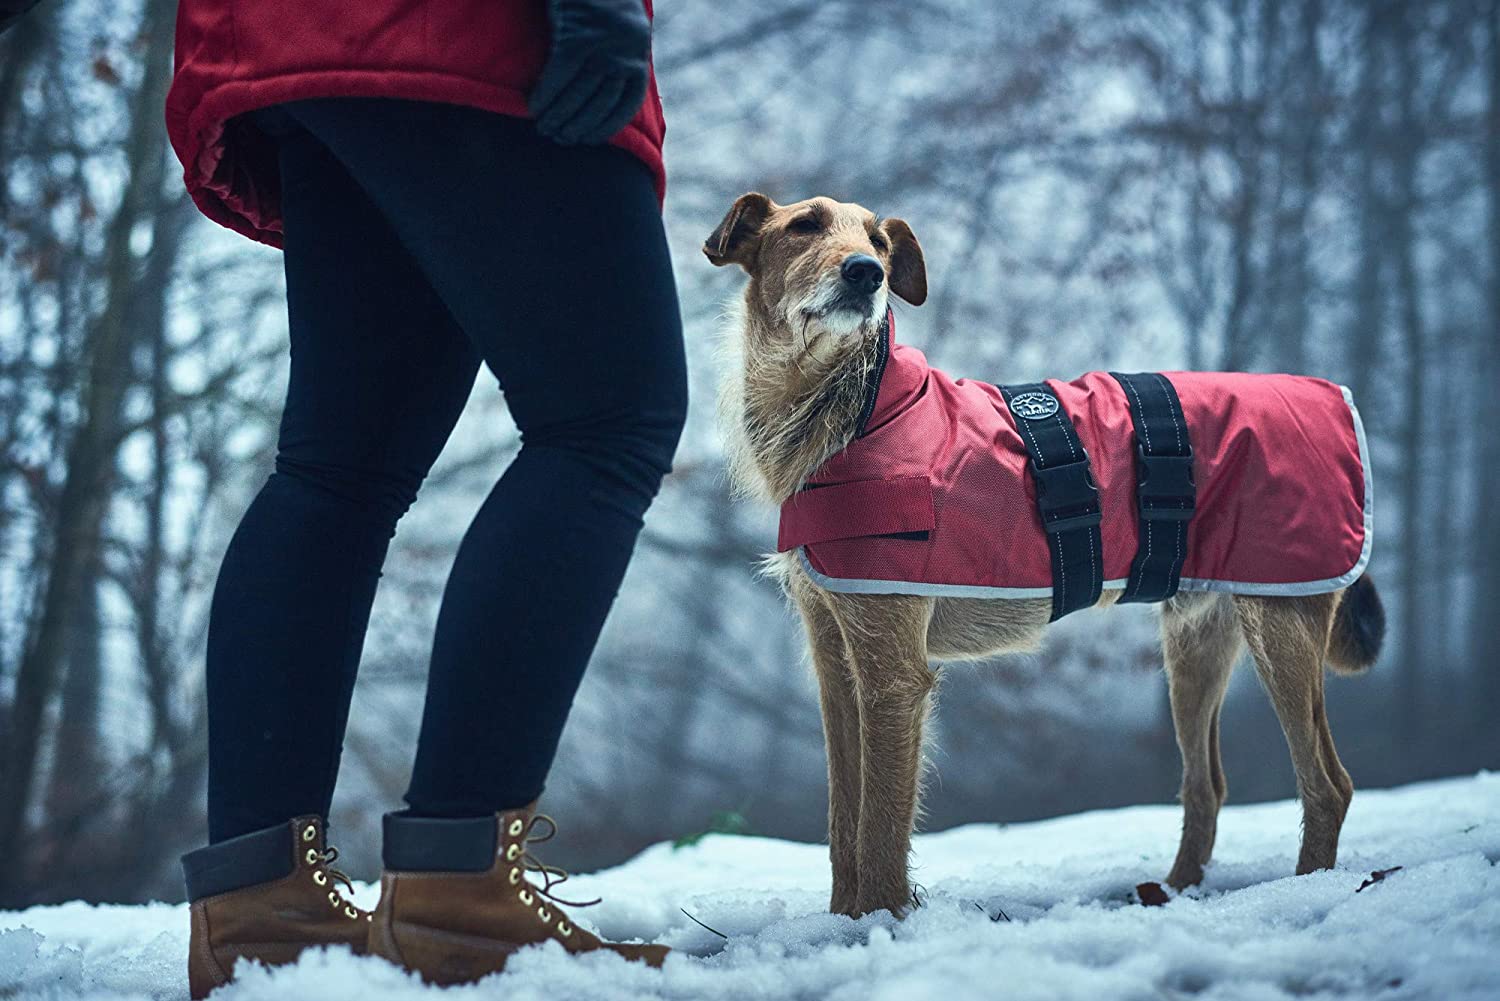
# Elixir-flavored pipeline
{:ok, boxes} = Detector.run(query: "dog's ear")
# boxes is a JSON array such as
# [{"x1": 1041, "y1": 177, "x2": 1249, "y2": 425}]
[
  {"x1": 704, "y1": 192, "x2": 774, "y2": 270},
  {"x1": 880, "y1": 217, "x2": 927, "y2": 306}
]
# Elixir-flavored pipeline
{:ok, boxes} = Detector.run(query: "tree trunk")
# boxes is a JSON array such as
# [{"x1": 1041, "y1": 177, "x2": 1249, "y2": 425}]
[
  {"x1": 1479, "y1": 0, "x2": 1500, "y2": 721},
  {"x1": 42, "y1": 566, "x2": 104, "y2": 828},
  {"x1": 1346, "y1": 2, "x2": 1387, "y2": 418},
  {"x1": 1391, "y1": 1, "x2": 1426, "y2": 737},
  {"x1": 1181, "y1": 4, "x2": 1212, "y2": 372},
  {"x1": 1276, "y1": 0, "x2": 1323, "y2": 375},
  {"x1": 0, "y1": 5, "x2": 46, "y2": 206},
  {"x1": 1220, "y1": 0, "x2": 1264, "y2": 372},
  {"x1": 134, "y1": 197, "x2": 196, "y2": 758}
]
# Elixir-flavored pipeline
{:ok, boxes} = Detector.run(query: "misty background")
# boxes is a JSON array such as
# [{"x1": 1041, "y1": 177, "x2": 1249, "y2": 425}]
[{"x1": 0, "y1": 0, "x2": 1496, "y2": 907}]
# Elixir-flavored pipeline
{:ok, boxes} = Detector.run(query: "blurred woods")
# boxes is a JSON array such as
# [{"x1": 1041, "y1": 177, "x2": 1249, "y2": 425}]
[{"x1": 0, "y1": 0, "x2": 1496, "y2": 906}]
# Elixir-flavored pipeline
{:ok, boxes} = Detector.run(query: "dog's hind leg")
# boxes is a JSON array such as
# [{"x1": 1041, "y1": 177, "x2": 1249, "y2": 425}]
[
  {"x1": 794, "y1": 586, "x2": 864, "y2": 916},
  {"x1": 1235, "y1": 593, "x2": 1350, "y2": 875},
  {"x1": 1160, "y1": 593, "x2": 1241, "y2": 890},
  {"x1": 830, "y1": 592, "x2": 935, "y2": 919},
  {"x1": 1316, "y1": 591, "x2": 1357, "y2": 811}
]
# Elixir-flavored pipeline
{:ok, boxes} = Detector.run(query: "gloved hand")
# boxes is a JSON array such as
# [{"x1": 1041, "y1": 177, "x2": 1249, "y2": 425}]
[
  {"x1": 1, "y1": 0, "x2": 45, "y2": 36},
  {"x1": 529, "y1": 0, "x2": 651, "y2": 146}
]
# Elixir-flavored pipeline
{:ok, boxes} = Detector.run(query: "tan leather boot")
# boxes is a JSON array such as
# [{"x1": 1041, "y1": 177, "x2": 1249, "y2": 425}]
[
  {"x1": 369, "y1": 804, "x2": 667, "y2": 984},
  {"x1": 182, "y1": 816, "x2": 370, "y2": 999}
]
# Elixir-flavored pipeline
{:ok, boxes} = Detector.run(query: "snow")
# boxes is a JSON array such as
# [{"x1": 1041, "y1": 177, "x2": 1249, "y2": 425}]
[{"x1": 4, "y1": 773, "x2": 1497, "y2": 1001}]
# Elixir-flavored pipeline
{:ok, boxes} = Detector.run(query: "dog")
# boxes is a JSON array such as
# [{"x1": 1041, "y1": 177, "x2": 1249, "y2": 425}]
[{"x1": 705, "y1": 192, "x2": 1386, "y2": 919}]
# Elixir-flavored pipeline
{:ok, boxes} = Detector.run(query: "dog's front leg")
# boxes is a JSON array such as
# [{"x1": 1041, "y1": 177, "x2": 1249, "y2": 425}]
[
  {"x1": 841, "y1": 594, "x2": 935, "y2": 918},
  {"x1": 797, "y1": 590, "x2": 863, "y2": 915}
]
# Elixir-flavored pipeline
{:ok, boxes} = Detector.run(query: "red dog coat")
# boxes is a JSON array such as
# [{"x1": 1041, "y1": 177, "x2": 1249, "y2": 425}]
[{"x1": 777, "y1": 317, "x2": 1372, "y2": 599}]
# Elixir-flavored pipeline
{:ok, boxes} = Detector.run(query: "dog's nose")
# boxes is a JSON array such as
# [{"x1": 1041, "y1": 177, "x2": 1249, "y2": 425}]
[{"x1": 840, "y1": 254, "x2": 884, "y2": 295}]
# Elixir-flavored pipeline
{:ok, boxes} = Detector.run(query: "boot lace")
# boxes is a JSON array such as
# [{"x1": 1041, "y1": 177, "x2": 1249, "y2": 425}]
[
  {"x1": 515, "y1": 814, "x2": 601, "y2": 910},
  {"x1": 314, "y1": 846, "x2": 357, "y2": 899},
  {"x1": 302, "y1": 830, "x2": 363, "y2": 920}
]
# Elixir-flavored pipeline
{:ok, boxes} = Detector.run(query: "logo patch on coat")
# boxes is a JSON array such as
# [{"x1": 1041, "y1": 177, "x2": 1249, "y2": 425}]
[{"x1": 1008, "y1": 391, "x2": 1059, "y2": 421}]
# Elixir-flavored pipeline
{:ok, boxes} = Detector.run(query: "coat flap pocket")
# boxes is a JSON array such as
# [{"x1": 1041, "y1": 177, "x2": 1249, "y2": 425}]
[{"x1": 777, "y1": 476, "x2": 935, "y2": 551}]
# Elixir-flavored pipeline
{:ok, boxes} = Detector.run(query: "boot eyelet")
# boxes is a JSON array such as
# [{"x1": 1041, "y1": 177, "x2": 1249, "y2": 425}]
[
  {"x1": 508, "y1": 867, "x2": 521, "y2": 885},
  {"x1": 518, "y1": 889, "x2": 534, "y2": 906},
  {"x1": 328, "y1": 891, "x2": 340, "y2": 906},
  {"x1": 345, "y1": 906, "x2": 359, "y2": 919},
  {"x1": 304, "y1": 848, "x2": 319, "y2": 865},
  {"x1": 505, "y1": 843, "x2": 521, "y2": 861},
  {"x1": 302, "y1": 824, "x2": 317, "y2": 842},
  {"x1": 538, "y1": 907, "x2": 551, "y2": 923},
  {"x1": 557, "y1": 921, "x2": 572, "y2": 937},
  {"x1": 507, "y1": 818, "x2": 524, "y2": 837},
  {"x1": 313, "y1": 871, "x2": 327, "y2": 886}
]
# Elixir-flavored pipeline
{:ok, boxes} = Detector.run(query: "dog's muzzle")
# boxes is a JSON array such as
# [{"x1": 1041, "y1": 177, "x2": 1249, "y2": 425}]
[{"x1": 796, "y1": 264, "x2": 888, "y2": 334}]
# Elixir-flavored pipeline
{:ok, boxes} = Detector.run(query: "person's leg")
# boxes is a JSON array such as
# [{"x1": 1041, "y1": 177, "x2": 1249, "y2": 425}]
[
  {"x1": 284, "y1": 99, "x2": 687, "y2": 817},
  {"x1": 205, "y1": 112, "x2": 482, "y2": 842}
]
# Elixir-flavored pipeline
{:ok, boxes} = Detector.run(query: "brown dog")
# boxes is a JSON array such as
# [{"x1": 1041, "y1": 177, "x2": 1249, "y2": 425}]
[{"x1": 705, "y1": 192, "x2": 1385, "y2": 919}]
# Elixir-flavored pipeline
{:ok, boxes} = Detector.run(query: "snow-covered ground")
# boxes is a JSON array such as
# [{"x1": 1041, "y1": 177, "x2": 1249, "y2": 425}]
[{"x1": 4, "y1": 773, "x2": 1497, "y2": 1001}]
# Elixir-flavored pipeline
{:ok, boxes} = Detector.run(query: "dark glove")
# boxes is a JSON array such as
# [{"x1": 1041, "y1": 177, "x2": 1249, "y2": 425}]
[
  {"x1": 1, "y1": 0, "x2": 45, "y2": 35},
  {"x1": 528, "y1": 0, "x2": 651, "y2": 146}
]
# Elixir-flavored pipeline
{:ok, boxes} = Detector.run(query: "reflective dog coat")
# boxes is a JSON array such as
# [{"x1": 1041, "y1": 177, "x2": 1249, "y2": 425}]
[{"x1": 777, "y1": 316, "x2": 1372, "y2": 607}]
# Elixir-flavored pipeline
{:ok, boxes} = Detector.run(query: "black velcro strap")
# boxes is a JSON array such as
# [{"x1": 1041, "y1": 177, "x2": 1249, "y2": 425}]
[
  {"x1": 1109, "y1": 372, "x2": 1196, "y2": 603},
  {"x1": 1000, "y1": 383, "x2": 1103, "y2": 621}
]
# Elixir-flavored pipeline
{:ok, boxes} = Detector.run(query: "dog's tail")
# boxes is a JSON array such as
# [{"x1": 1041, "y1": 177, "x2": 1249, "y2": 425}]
[{"x1": 1327, "y1": 574, "x2": 1385, "y2": 675}]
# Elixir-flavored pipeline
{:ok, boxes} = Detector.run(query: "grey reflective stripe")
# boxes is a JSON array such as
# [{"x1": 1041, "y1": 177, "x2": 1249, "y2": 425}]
[
  {"x1": 796, "y1": 548, "x2": 1125, "y2": 599},
  {"x1": 797, "y1": 386, "x2": 1374, "y2": 600}
]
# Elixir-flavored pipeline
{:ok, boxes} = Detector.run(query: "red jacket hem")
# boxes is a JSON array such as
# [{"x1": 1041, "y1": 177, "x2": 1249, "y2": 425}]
[{"x1": 167, "y1": 69, "x2": 667, "y2": 249}]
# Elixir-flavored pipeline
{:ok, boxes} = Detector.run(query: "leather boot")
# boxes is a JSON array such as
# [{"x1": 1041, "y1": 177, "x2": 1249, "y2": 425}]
[
  {"x1": 182, "y1": 816, "x2": 370, "y2": 999},
  {"x1": 369, "y1": 804, "x2": 668, "y2": 984}
]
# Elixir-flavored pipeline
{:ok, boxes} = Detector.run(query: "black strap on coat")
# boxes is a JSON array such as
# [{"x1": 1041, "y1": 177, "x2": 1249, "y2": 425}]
[
  {"x1": 1000, "y1": 383, "x2": 1103, "y2": 621},
  {"x1": 1109, "y1": 372, "x2": 1196, "y2": 603}
]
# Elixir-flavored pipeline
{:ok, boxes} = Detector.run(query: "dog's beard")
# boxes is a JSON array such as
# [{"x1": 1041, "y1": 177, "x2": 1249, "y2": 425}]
[{"x1": 788, "y1": 275, "x2": 888, "y2": 341}]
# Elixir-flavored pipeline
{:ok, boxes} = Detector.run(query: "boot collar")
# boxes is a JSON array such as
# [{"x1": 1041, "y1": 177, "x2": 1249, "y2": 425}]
[
  {"x1": 382, "y1": 803, "x2": 538, "y2": 873},
  {"x1": 181, "y1": 815, "x2": 325, "y2": 901}
]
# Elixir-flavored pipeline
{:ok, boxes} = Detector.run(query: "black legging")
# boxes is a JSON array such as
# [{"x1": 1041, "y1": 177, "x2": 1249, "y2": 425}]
[{"x1": 205, "y1": 98, "x2": 686, "y2": 842}]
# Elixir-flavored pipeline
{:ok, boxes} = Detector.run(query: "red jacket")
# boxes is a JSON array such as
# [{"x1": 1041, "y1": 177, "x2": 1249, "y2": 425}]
[
  {"x1": 165, "y1": 0, "x2": 665, "y2": 247},
  {"x1": 778, "y1": 318, "x2": 1372, "y2": 599}
]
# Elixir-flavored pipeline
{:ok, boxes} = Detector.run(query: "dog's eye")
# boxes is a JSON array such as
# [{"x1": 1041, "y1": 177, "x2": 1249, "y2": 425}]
[
  {"x1": 788, "y1": 215, "x2": 823, "y2": 235},
  {"x1": 869, "y1": 232, "x2": 889, "y2": 252}
]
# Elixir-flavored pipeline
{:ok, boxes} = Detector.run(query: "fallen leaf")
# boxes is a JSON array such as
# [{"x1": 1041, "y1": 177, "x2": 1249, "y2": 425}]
[
  {"x1": 1136, "y1": 881, "x2": 1170, "y2": 906},
  {"x1": 92, "y1": 55, "x2": 121, "y2": 86},
  {"x1": 1355, "y1": 866, "x2": 1403, "y2": 893}
]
